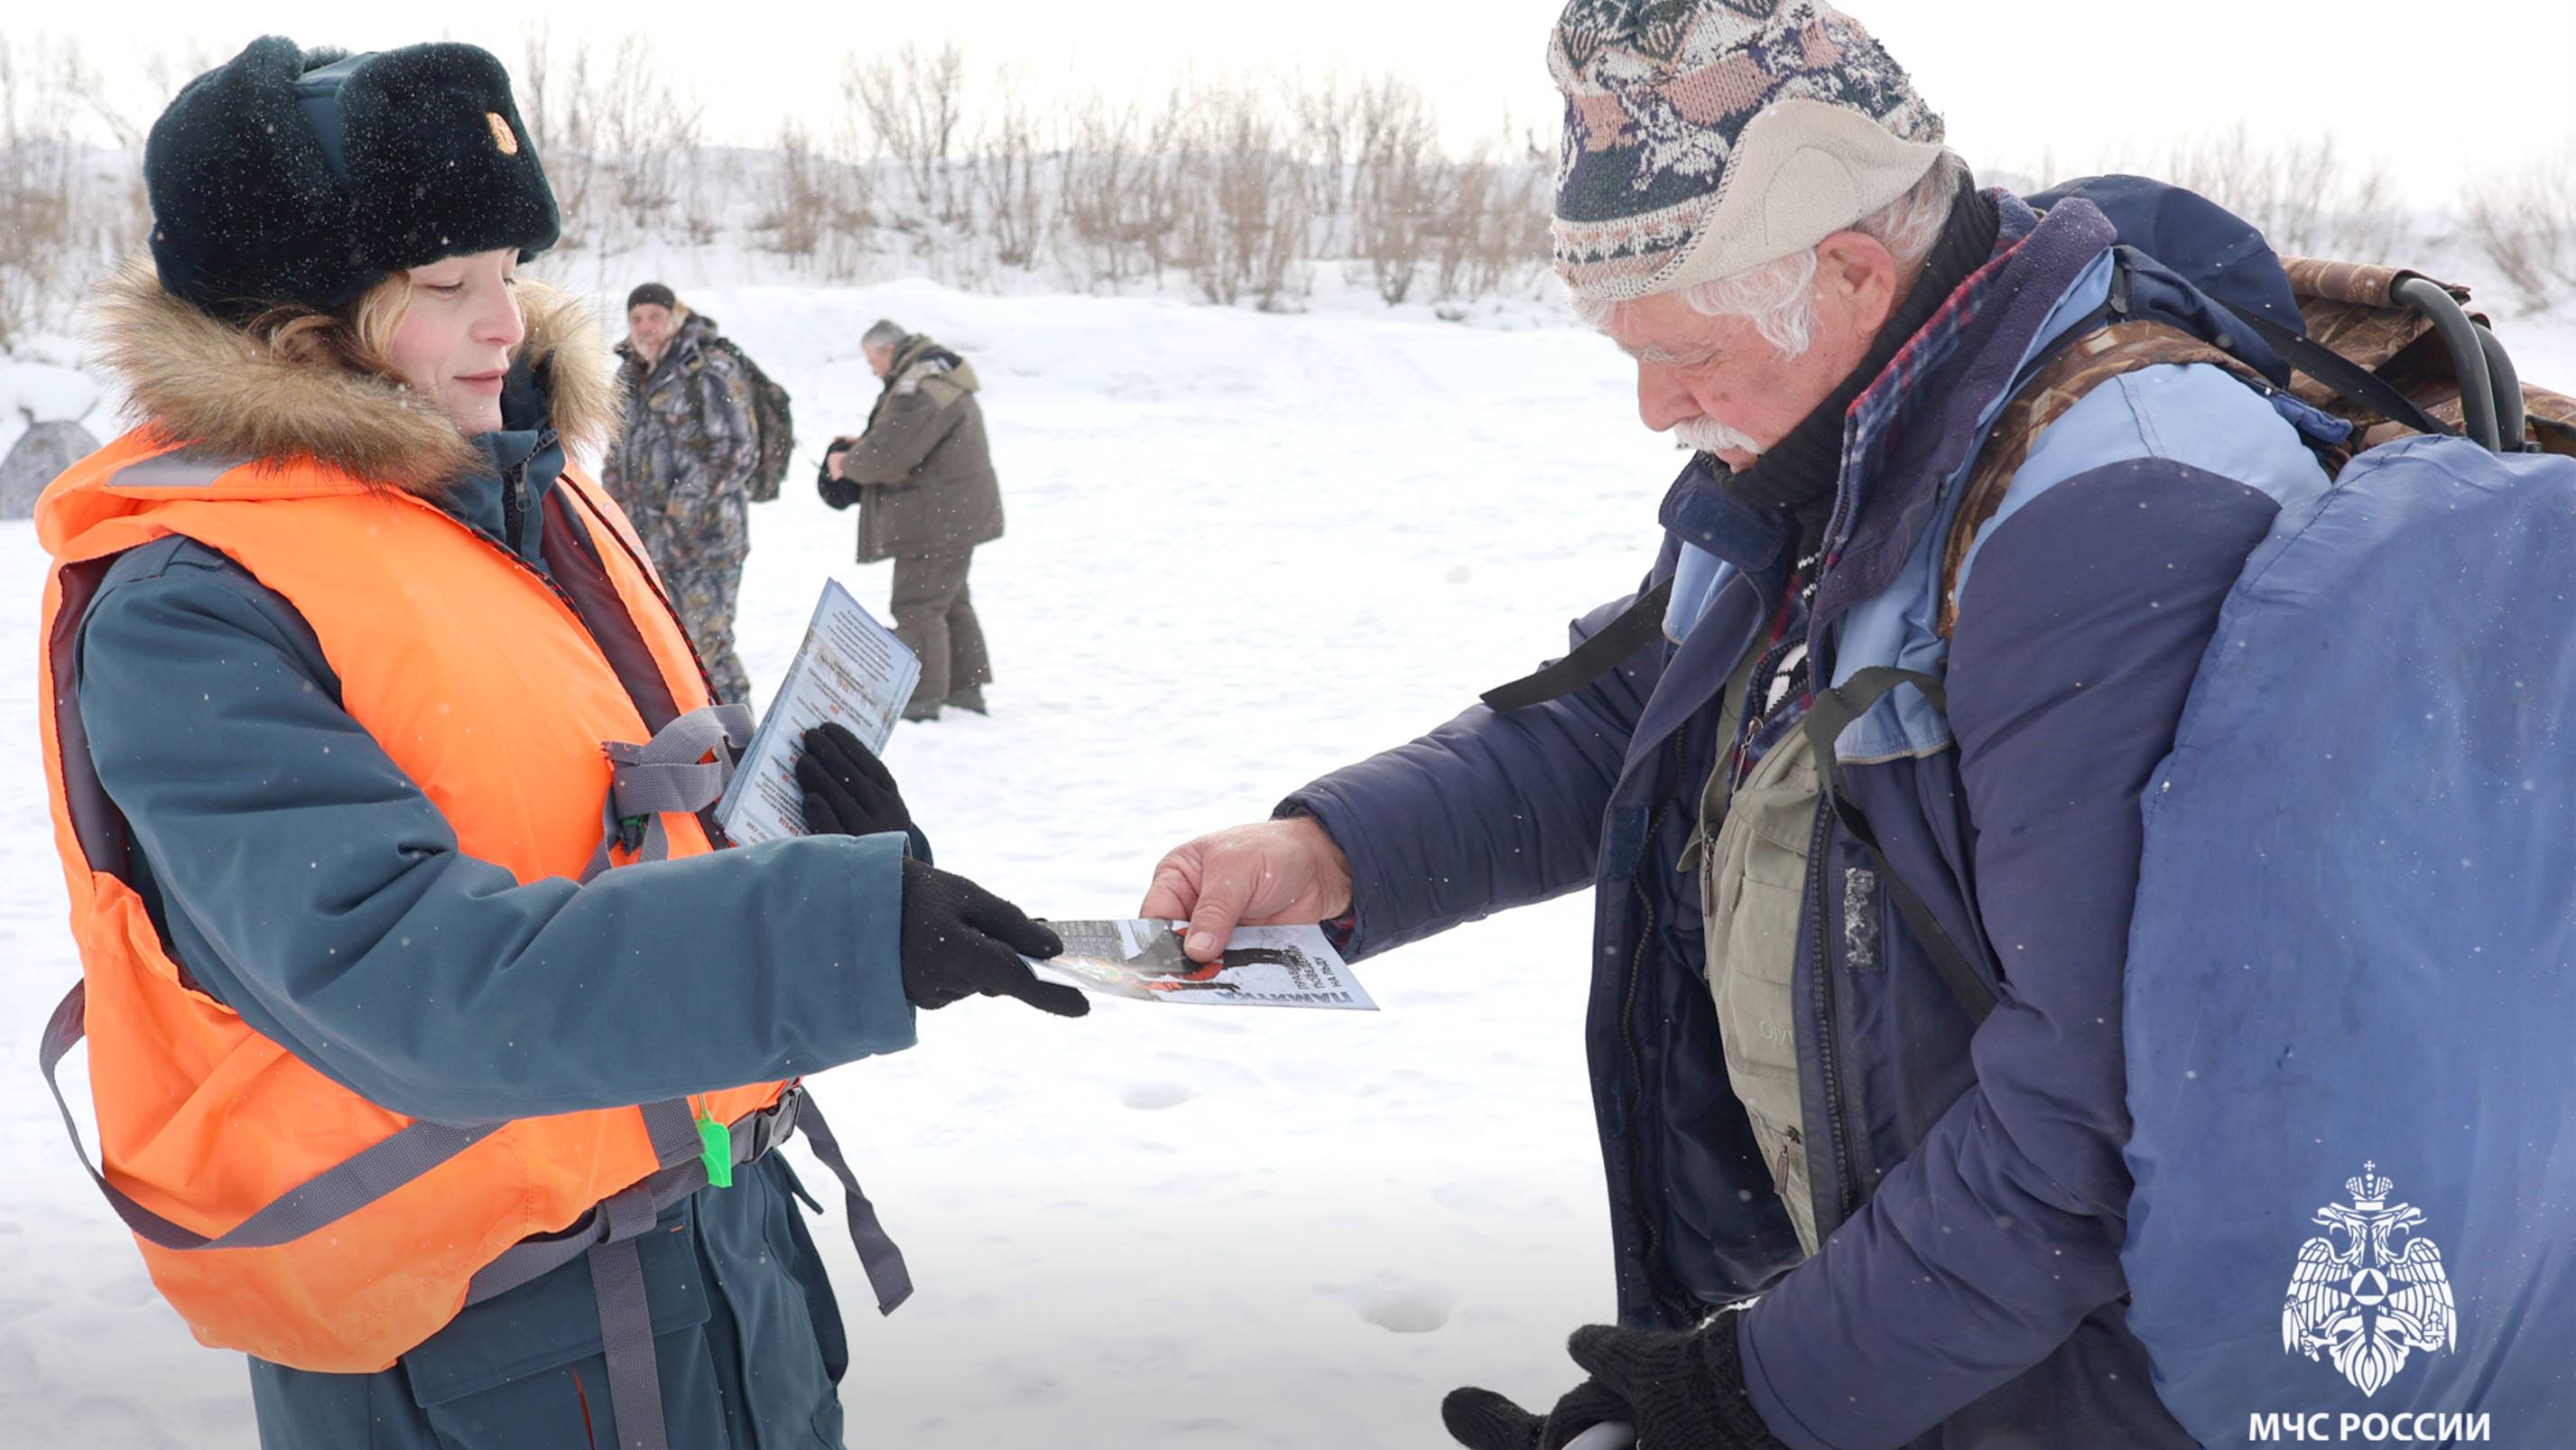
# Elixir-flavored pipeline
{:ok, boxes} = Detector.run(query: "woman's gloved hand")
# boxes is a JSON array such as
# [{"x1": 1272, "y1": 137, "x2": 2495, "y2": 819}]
[
  {"x1": 897, "y1": 858, "x2": 1089, "y2": 1018},
  {"x1": 798, "y1": 722, "x2": 910, "y2": 839}
]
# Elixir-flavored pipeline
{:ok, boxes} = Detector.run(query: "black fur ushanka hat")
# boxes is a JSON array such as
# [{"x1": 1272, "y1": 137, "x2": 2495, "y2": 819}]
[{"x1": 144, "y1": 36, "x2": 560, "y2": 319}]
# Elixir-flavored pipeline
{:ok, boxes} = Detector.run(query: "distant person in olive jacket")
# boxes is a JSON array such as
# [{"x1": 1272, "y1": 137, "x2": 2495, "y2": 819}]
[{"x1": 822, "y1": 321, "x2": 1003, "y2": 720}]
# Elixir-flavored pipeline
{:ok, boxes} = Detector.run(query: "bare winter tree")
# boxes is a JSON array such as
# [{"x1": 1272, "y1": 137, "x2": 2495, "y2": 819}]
[
  {"x1": 974, "y1": 71, "x2": 1052, "y2": 271},
  {"x1": 1058, "y1": 95, "x2": 1156, "y2": 292},
  {"x1": 1441, "y1": 125, "x2": 1552, "y2": 303},
  {"x1": 0, "y1": 33, "x2": 1608, "y2": 334},
  {"x1": 761, "y1": 119, "x2": 826, "y2": 262},
  {"x1": 2007, "y1": 125, "x2": 2418, "y2": 267},
  {"x1": 139, "y1": 42, "x2": 225, "y2": 129},
  {"x1": 2463, "y1": 147, "x2": 2576, "y2": 312},
  {"x1": 1350, "y1": 78, "x2": 1440, "y2": 305},
  {"x1": 0, "y1": 36, "x2": 149, "y2": 349},
  {"x1": 515, "y1": 23, "x2": 563, "y2": 179},
  {"x1": 1167, "y1": 84, "x2": 1311, "y2": 311},
  {"x1": 1134, "y1": 94, "x2": 1193, "y2": 282},
  {"x1": 2155, "y1": 125, "x2": 2414, "y2": 263},
  {"x1": 1289, "y1": 70, "x2": 1362, "y2": 251},
  {"x1": 757, "y1": 115, "x2": 878, "y2": 283},
  {"x1": 852, "y1": 42, "x2": 968, "y2": 225},
  {"x1": 515, "y1": 30, "x2": 704, "y2": 272}
]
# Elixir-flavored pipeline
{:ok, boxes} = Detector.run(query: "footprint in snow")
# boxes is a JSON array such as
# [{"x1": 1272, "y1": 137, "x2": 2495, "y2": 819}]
[
  {"x1": 1119, "y1": 1082, "x2": 1196, "y2": 1111},
  {"x1": 1350, "y1": 1271, "x2": 1457, "y2": 1334},
  {"x1": 88, "y1": 1270, "x2": 160, "y2": 1311}
]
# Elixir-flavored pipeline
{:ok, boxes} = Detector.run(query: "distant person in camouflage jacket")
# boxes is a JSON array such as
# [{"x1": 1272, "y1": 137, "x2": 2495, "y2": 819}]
[
  {"x1": 601, "y1": 282, "x2": 756, "y2": 703},
  {"x1": 820, "y1": 320, "x2": 1005, "y2": 720}
]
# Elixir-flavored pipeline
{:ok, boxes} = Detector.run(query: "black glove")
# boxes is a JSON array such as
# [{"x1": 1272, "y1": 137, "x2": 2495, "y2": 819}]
[
  {"x1": 797, "y1": 722, "x2": 911, "y2": 839},
  {"x1": 817, "y1": 440, "x2": 861, "y2": 509},
  {"x1": 898, "y1": 857, "x2": 1089, "y2": 1018},
  {"x1": 1442, "y1": 1318, "x2": 1784, "y2": 1450}
]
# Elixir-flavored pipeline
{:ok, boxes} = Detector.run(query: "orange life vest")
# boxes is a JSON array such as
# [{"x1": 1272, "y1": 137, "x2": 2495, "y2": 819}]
[{"x1": 33, "y1": 428, "x2": 791, "y2": 1372}]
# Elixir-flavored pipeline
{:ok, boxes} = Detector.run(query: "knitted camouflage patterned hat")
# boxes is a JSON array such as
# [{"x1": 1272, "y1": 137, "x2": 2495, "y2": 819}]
[{"x1": 1548, "y1": 0, "x2": 1945, "y2": 305}]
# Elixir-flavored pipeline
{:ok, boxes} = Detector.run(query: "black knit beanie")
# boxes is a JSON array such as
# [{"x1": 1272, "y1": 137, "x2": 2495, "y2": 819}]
[
  {"x1": 144, "y1": 36, "x2": 560, "y2": 319},
  {"x1": 626, "y1": 283, "x2": 678, "y2": 312}
]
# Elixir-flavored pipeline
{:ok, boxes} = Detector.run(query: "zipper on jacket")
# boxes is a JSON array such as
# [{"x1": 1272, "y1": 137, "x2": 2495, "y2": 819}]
[
  {"x1": 496, "y1": 428, "x2": 558, "y2": 565},
  {"x1": 1733, "y1": 642, "x2": 1810, "y2": 785},
  {"x1": 1807, "y1": 791, "x2": 1861, "y2": 1230},
  {"x1": 502, "y1": 463, "x2": 530, "y2": 561},
  {"x1": 1621, "y1": 730, "x2": 1698, "y2": 1325}
]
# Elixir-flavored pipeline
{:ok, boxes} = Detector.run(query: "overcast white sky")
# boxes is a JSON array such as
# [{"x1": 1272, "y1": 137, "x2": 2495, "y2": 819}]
[{"x1": 38, "y1": 1, "x2": 2576, "y2": 203}]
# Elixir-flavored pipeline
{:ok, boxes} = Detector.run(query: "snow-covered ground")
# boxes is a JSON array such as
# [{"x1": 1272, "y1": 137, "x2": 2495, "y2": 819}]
[
  {"x1": 12, "y1": 258, "x2": 2576, "y2": 1448},
  {"x1": 0, "y1": 277, "x2": 1686, "y2": 1447}
]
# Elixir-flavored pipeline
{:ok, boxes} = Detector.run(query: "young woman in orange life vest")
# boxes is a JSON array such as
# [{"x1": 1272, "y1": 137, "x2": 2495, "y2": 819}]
[{"x1": 35, "y1": 36, "x2": 1084, "y2": 1450}]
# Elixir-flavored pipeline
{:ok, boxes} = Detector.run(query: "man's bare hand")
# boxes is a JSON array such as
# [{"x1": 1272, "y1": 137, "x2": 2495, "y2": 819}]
[
  {"x1": 826, "y1": 442, "x2": 851, "y2": 482},
  {"x1": 1140, "y1": 816, "x2": 1354, "y2": 962}
]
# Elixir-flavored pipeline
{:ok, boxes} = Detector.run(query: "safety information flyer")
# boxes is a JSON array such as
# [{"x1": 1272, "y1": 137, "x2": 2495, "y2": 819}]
[
  {"x1": 1028, "y1": 920, "x2": 1377, "y2": 1010},
  {"x1": 715, "y1": 579, "x2": 921, "y2": 846}
]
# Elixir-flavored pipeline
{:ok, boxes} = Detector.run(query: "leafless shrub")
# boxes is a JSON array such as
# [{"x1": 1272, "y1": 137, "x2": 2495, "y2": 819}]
[
  {"x1": 1290, "y1": 70, "x2": 1361, "y2": 244},
  {"x1": 2153, "y1": 125, "x2": 2414, "y2": 263},
  {"x1": 2461, "y1": 147, "x2": 2576, "y2": 311},
  {"x1": 138, "y1": 42, "x2": 223, "y2": 132},
  {"x1": 4, "y1": 33, "x2": 1578, "y2": 332},
  {"x1": 753, "y1": 116, "x2": 877, "y2": 282},
  {"x1": 516, "y1": 30, "x2": 704, "y2": 267},
  {"x1": 852, "y1": 42, "x2": 967, "y2": 224},
  {"x1": 974, "y1": 73, "x2": 1051, "y2": 271},
  {"x1": 1433, "y1": 138, "x2": 1551, "y2": 302},
  {"x1": 2008, "y1": 125, "x2": 2418, "y2": 266},
  {"x1": 675, "y1": 148, "x2": 731, "y2": 248},
  {"x1": 1165, "y1": 84, "x2": 1311, "y2": 311},
  {"x1": 1340, "y1": 94, "x2": 1550, "y2": 307},
  {"x1": 1134, "y1": 99, "x2": 1194, "y2": 280},
  {"x1": 760, "y1": 122, "x2": 827, "y2": 261},
  {"x1": 0, "y1": 36, "x2": 148, "y2": 350},
  {"x1": 1478, "y1": 126, "x2": 1557, "y2": 299},
  {"x1": 1350, "y1": 79, "x2": 1440, "y2": 304},
  {"x1": 1058, "y1": 97, "x2": 1158, "y2": 291}
]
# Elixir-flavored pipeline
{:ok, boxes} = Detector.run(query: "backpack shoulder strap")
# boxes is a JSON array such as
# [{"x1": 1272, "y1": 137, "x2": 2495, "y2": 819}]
[
  {"x1": 705, "y1": 334, "x2": 777, "y2": 394},
  {"x1": 1859, "y1": 321, "x2": 2267, "y2": 1018},
  {"x1": 1937, "y1": 320, "x2": 2266, "y2": 638},
  {"x1": 1801, "y1": 668, "x2": 2002, "y2": 1023}
]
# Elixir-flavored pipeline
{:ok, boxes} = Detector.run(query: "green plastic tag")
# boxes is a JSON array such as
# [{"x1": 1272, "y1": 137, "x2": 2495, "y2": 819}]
[{"x1": 698, "y1": 1115, "x2": 733, "y2": 1189}]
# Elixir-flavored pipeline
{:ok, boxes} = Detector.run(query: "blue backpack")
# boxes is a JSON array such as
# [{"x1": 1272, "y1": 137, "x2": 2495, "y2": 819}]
[
  {"x1": 1825, "y1": 185, "x2": 2576, "y2": 1446},
  {"x1": 2119, "y1": 410, "x2": 2576, "y2": 1450}
]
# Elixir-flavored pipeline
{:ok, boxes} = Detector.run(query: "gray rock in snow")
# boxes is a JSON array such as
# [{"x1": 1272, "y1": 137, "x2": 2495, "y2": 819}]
[{"x1": 0, "y1": 419, "x2": 99, "y2": 519}]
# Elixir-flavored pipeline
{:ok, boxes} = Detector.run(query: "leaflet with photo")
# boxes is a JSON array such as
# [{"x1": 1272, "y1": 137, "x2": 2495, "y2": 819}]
[
  {"x1": 1027, "y1": 920, "x2": 1376, "y2": 1011},
  {"x1": 715, "y1": 579, "x2": 921, "y2": 846}
]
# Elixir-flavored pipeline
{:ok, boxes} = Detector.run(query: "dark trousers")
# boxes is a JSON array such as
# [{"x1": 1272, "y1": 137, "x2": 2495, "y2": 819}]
[{"x1": 890, "y1": 547, "x2": 989, "y2": 703}]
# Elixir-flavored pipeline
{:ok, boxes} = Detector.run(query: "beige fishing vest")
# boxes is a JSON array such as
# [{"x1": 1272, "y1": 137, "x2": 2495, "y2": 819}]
[{"x1": 1687, "y1": 645, "x2": 1824, "y2": 1257}]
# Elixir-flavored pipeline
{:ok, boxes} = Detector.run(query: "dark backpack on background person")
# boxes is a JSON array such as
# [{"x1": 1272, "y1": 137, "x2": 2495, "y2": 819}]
[{"x1": 704, "y1": 335, "x2": 794, "y2": 501}]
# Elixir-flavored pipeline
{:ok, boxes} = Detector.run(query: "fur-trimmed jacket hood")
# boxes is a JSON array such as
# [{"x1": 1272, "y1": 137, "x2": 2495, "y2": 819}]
[{"x1": 87, "y1": 258, "x2": 620, "y2": 496}]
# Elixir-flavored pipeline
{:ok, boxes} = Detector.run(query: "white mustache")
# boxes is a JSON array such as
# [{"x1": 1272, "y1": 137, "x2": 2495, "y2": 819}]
[{"x1": 1672, "y1": 417, "x2": 1765, "y2": 457}]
